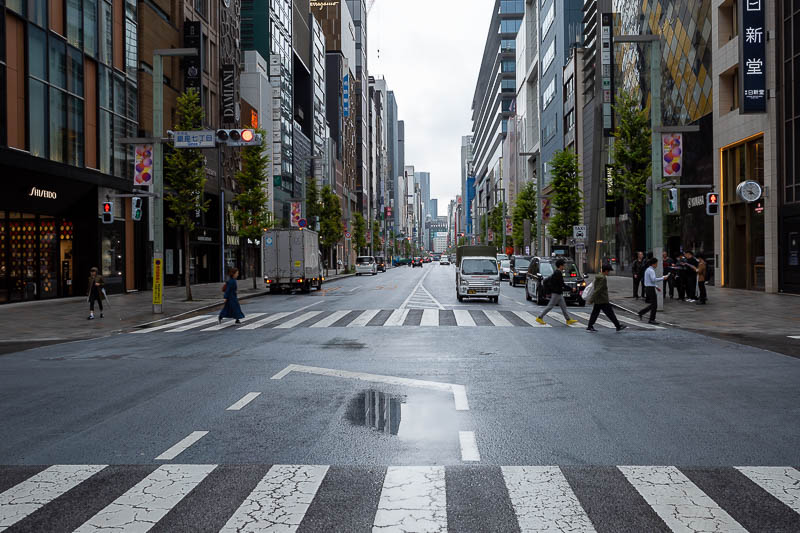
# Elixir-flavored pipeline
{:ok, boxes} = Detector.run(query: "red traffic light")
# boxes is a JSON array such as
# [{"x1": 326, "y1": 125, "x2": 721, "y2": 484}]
[
  {"x1": 708, "y1": 194, "x2": 718, "y2": 204},
  {"x1": 103, "y1": 202, "x2": 112, "y2": 213},
  {"x1": 241, "y1": 129, "x2": 254, "y2": 142}
]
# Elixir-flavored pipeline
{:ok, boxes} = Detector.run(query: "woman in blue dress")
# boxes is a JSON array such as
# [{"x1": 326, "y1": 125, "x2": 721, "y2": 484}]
[{"x1": 219, "y1": 267, "x2": 245, "y2": 324}]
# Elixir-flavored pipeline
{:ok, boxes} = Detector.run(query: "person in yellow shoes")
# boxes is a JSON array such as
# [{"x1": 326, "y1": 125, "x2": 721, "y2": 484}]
[{"x1": 535, "y1": 258, "x2": 579, "y2": 326}]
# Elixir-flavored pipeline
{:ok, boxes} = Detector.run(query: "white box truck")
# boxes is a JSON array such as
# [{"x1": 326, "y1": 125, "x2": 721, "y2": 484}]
[
  {"x1": 455, "y1": 245, "x2": 501, "y2": 303},
  {"x1": 262, "y1": 228, "x2": 323, "y2": 293}
]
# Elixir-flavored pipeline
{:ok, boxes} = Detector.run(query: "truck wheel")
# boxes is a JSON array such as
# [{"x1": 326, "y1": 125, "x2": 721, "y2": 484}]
[
  {"x1": 457, "y1": 293, "x2": 464, "y2": 302},
  {"x1": 269, "y1": 286, "x2": 280, "y2": 295}
]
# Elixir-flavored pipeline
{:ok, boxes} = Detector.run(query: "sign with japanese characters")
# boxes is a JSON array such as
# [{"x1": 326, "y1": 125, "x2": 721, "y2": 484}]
[
  {"x1": 739, "y1": 0, "x2": 766, "y2": 113},
  {"x1": 172, "y1": 130, "x2": 216, "y2": 148},
  {"x1": 343, "y1": 74, "x2": 350, "y2": 118},
  {"x1": 601, "y1": 13, "x2": 614, "y2": 135}
]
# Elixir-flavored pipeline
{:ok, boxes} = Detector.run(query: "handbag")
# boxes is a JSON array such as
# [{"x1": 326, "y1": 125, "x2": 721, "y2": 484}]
[{"x1": 581, "y1": 282, "x2": 594, "y2": 302}]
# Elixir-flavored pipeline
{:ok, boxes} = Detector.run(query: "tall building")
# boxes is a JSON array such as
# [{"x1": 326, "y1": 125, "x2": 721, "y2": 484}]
[
  {"x1": 369, "y1": 77, "x2": 388, "y2": 227},
  {"x1": 386, "y1": 91, "x2": 400, "y2": 234},
  {"x1": 397, "y1": 120, "x2": 406, "y2": 232},
  {"x1": 471, "y1": 0, "x2": 523, "y2": 232},
  {"x1": 414, "y1": 171, "x2": 431, "y2": 249},
  {"x1": 430, "y1": 199, "x2": 438, "y2": 219},
  {"x1": 460, "y1": 135, "x2": 474, "y2": 234},
  {"x1": 1, "y1": 0, "x2": 139, "y2": 302},
  {"x1": 346, "y1": 0, "x2": 369, "y2": 217}
]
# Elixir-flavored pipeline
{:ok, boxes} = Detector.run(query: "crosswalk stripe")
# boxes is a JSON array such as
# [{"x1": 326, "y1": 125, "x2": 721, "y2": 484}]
[
  {"x1": 574, "y1": 311, "x2": 615, "y2": 328},
  {"x1": 347, "y1": 309, "x2": 381, "y2": 327},
  {"x1": 383, "y1": 309, "x2": 410, "y2": 326},
  {"x1": 200, "y1": 312, "x2": 266, "y2": 331},
  {"x1": 238, "y1": 311, "x2": 292, "y2": 330},
  {"x1": 132, "y1": 315, "x2": 210, "y2": 333},
  {"x1": 453, "y1": 309, "x2": 476, "y2": 326},
  {"x1": 420, "y1": 308, "x2": 439, "y2": 326},
  {"x1": 167, "y1": 316, "x2": 219, "y2": 332},
  {"x1": 73, "y1": 464, "x2": 216, "y2": 533},
  {"x1": 616, "y1": 315, "x2": 665, "y2": 329},
  {"x1": 483, "y1": 310, "x2": 513, "y2": 327},
  {"x1": 546, "y1": 313, "x2": 569, "y2": 325},
  {"x1": 220, "y1": 464, "x2": 328, "y2": 532},
  {"x1": 735, "y1": 466, "x2": 800, "y2": 514},
  {"x1": 502, "y1": 466, "x2": 596, "y2": 532},
  {"x1": 310, "y1": 310, "x2": 351, "y2": 328},
  {"x1": 0, "y1": 464, "x2": 106, "y2": 531},
  {"x1": 619, "y1": 465, "x2": 747, "y2": 533},
  {"x1": 373, "y1": 466, "x2": 447, "y2": 532},
  {"x1": 275, "y1": 311, "x2": 324, "y2": 329},
  {"x1": 512, "y1": 310, "x2": 550, "y2": 327}
]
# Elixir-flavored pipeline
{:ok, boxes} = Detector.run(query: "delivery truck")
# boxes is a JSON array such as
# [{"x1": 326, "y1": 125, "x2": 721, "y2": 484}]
[
  {"x1": 455, "y1": 245, "x2": 501, "y2": 303},
  {"x1": 262, "y1": 228, "x2": 323, "y2": 293}
]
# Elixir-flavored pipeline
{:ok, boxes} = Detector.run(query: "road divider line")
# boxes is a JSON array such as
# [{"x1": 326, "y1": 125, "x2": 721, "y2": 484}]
[
  {"x1": 155, "y1": 431, "x2": 208, "y2": 460},
  {"x1": 201, "y1": 313, "x2": 266, "y2": 331},
  {"x1": 238, "y1": 312, "x2": 292, "y2": 330},
  {"x1": 400, "y1": 268, "x2": 433, "y2": 309},
  {"x1": 226, "y1": 392, "x2": 261, "y2": 411},
  {"x1": 373, "y1": 466, "x2": 447, "y2": 531},
  {"x1": 347, "y1": 309, "x2": 381, "y2": 327},
  {"x1": 453, "y1": 310, "x2": 476, "y2": 326},
  {"x1": 274, "y1": 311, "x2": 323, "y2": 329},
  {"x1": 310, "y1": 310, "x2": 351, "y2": 328},
  {"x1": 271, "y1": 364, "x2": 469, "y2": 410},
  {"x1": 459, "y1": 431, "x2": 481, "y2": 462}
]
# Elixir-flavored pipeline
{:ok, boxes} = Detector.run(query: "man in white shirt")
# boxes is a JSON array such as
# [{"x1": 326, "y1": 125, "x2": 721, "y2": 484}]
[{"x1": 637, "y1": 257, "x2": 671, "y2": 324}]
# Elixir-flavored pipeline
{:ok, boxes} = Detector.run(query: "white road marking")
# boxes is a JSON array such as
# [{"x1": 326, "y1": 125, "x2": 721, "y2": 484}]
[
  {"x1": 736, "y1": 466, "x2": 800, "y2": 514},
  {"x1": 400, "y1": 268, "x2": 437, "y2": 309},
  {"x1": 420, "y1": 309, "x2": 439, "y2": 326},
  {"x1": 459, "y1": 431, "x2": 481, "y2": 462},
  {"x1": 74, "y1": 464, "x2": 216, "y2": 533},
  {"x1": 310, "y1": 310, "x2": 351, "y2": 328},
  {"x1": 383, "y1": 309, "x2": 410, "y2": 326},
  {"x1": 511, "y1": 311, "x2": 551, "y2": 327},
  {"x1": 546, "y1": 313, "x2": 570, "y2": 325},
  {"x1": 155, "y1": 431, "x2": 208, "y2": 460},
  {"x1": 616, "y1": 315, "x2": 665, "y2": 329},
  {"x1": 274, "y1": 311, "x2": 323, "y2": 329},
  {"x1": 619, "y1": 465, "x2": 747, "y2": 533},
  {"x1": 501, "y1": 466, "x2": 596, "y2": 533},
  {"x1": 373, "y1": 466, "x2": 447, "y2": 532},
  {"x1": 166, "y1": 316, "x2": 219, "y2": 332},
  {"x1": 132, "y1": 315, "x2": 211, "y2": 333},
  {"x1": 200, "y1": 312, "x2": 266, "y2": 331},
  {"x1": 574, "y1": 311, "x2": 615, "y2": 329},
  {"x1": 347, "y1": 309, "x2": 381, "y2": 327},
  {"x1": 271, "y1": 364, "x2": 469, "y2": 410},
  {"x1": 220, "y1": 464, "x2": 328, "y2": 533},
  {"x1": 238, "y1": 312, "x2": 292, "y2": 330},
  {"x1": 0, "y1": 465, "x2": 106, "y2": 531},
  {"x1": 483, "y1": 310, "x2": 513, "y2": 327},
  {"x1": 453, "y1": 310, "x2": 476, "y2": 326},
  {"x1": 419, "y1": 285, "x2": 445, "y2": 310},
  {"x1": 226, "y1": 392, "x2": 261, "y2": 411},
  {"x1": 788, "y1": 335, "x2": 800, "y2": 339}
]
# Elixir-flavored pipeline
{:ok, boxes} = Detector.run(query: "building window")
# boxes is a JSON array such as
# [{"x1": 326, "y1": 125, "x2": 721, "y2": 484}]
[
  {"x1": 501, "y1": 59, "x2": 515, "y2": 73},
  {"x1": 29, "y1": 0, "x2": 47, "y2": 28},
  {"x1": 28, "y1": 79, "x2": 48, "y2": 157},
  {"x1": 501, "y1": 79, "x2": 515, "y2": 92},
  {"x1": 542, "y1": 119, "x2": 557, "y2": 144},
  {"x1": 84, "y1": 0, "x2": 98, "y2": 57},
  {"x1": 499, "y1": 1, "x2": 523, "y2": 14},
  {"x1": 99, "y1": 0, "x2": 112, "y2": 66},
  {"x1": 542, "y1": 77, "x2": 556, "y2": 109},
  {"x1": 501, "y1": 39, "x2": 516, "y2": 52},
  {"x1": 565, "y1": 109, "x2": 575, "y2": 132},
  {"x1": 500, "y1": 19, "x2": 522, "y2": 34},
  {"x1": 542, "y1": 39, "x2": 556, "y2": 73},
  {"x1": 541, "y1": 3, "x2": 555, "y2": 38},
  {"x1": 66, "y1": 0, "x2": 83, "y2": 49}
]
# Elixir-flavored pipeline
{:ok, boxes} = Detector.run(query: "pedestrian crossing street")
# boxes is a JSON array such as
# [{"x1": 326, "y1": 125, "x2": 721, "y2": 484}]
[
  {"x1": 133, "y1": 308, "x2": 665, "y2": 333},
  {"x1": 1, "y1": 464, "x2": 798, "y2": 532}
]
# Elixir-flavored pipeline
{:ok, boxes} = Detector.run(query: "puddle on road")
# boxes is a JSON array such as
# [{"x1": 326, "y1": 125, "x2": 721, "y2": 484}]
[{"x1": 345, "y1": 389, "x2": 457, "y2": 442}]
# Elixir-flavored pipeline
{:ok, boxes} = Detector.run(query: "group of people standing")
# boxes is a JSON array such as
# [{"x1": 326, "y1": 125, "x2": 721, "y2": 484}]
[{"x1": 632, "y1": 250, "x2": 707, "y2": 305}]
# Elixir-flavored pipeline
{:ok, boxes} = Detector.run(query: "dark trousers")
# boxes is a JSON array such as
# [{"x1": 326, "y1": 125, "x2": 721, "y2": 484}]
[
  {"x1": 638, "y1": 287, "x2": 658, "y2": 321},
  {"x1": 698, "y1": 281, "x2": 707, "y2": 303},
  {"x1": 664, "y1": 275, "x2": 674, "y2": 297},
  {"x1": 89, "y1": 295, "x2": 103, "y2": 312},
  {"x1": 675, "y1": 275, "x2": 685, "y2": 299},
  {"x1": 633, "y1": 275, "x2": 644, "y2": 298},
  {"x1": 684, "y1": 273, "x2": 697, "y2": 299},
  {"x1": 588, "y1": 303, "x2": 621, "y2": 328}
]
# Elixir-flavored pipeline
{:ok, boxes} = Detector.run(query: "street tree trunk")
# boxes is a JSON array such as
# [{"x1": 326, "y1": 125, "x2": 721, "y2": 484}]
[
  {"x1": 183, "y1": 227, "x2": 192, "y2": 301},
  {"x1": 251, "y1": 245, "x2": 257, "y2": 290}
]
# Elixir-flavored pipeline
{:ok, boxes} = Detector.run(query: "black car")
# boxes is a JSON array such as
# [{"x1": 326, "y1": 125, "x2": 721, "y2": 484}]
[
  {"x1": 524, "y1": 257, "x2": 587, "y2": 306},
  {"x1": 412, "y1": 256, "x2": 423, "y2": 267},
  {"x1": 375, "y1": 256, "x2": 386, "y2": 272},
  {"x1": 509, "y1": 256, "x2": 532, "y2": 287}
]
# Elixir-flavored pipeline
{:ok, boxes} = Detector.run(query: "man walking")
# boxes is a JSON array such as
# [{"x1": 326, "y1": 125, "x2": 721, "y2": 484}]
[
  {"x1": 587, "y1": 264, "x2": 627, "y2": 332},
  {"x1": 662, "y1": 251, "x2": 675, "y2": 297},
  {"x1": 637, "y1": 258, "x2": 671, "y2": 324},
  {"x1": 632, "y1": 251, "x2": 645, "y2": 299},
  {"x1": 536, "y1": 259, "x2": 579, "y2": 326}
]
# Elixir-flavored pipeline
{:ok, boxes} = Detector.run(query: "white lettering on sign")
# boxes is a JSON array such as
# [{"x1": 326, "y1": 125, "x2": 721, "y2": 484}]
[
  {"x1": 745, "y1": 27, "x2": 763, "y2": 44},
  {"x1": 28, "y1": 187, "x2": 57, "y2": 199},
  {"x1": 746, "y1": 0, "x2": 760, "y2": 11},
  {"x1": 687, "y1": 195, "x2": 705, "y2": 208},
  {"x1": 746, "y1": 58, "x2": 763, "y2": 75}
]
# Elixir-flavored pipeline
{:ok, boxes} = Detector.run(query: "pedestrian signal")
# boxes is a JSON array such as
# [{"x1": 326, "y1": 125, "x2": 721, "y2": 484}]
[
  {"x1": 706, "y1": 192, "x2": 720, "y2": 215},
  {"x1": 102, "y1": 202, "x2": 114, "y2": 224},
  {"x1": 667, "y1": 187, "x2": 678, "y2": 213},
  {"x1": 132, "y1": 197, "x2": 143, "y2": 221},
  {"x1": 215, "y1": 129, "x2": 261, "y2": 147}
]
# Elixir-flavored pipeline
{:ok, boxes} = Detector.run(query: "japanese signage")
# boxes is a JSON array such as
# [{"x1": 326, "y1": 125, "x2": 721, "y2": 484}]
[
  {"x1": 152, "y1": 255, "x2": 163, "y2": 306},
  {"x1": 173, "y1": 130, "x2": 216, "y2": 148},
  {"x1": 662, "y1": 133, "x2": 682, "y2": 177},
  {"x1": 134, "y1": 145, "x2": 153, "y2": 187},
  {"x1": 601, "y1": 13, "x2": 614, "y2": 136},
  {"x1": 290, "y1": 202, "x2": 302, "y2": 227},
  {"x1": 183, "y1": 21, "x2": 202, "y2": 102},
  {"x1": 573, "y1": 225, "x2": 587, "y2": 239},
  {"x1": 739, "y1": 0, "x2": 766, "y2": 114},
  {"x1": 343, "y1": 74, "x2": 350, "y2": 118},
  {"x1": 221, "y1": 64, "x2": 236, "y2": 126}
]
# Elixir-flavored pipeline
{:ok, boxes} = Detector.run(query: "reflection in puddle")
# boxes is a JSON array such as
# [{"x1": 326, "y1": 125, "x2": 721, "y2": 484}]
[{"x1": 347, "y1": 390, "x2": 403, "y2": 435}]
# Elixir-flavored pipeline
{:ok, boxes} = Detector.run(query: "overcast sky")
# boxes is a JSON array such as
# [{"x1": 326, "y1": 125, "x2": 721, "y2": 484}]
[{"x1": 367, "y1": 0, "x2": 493, "y2": 214}]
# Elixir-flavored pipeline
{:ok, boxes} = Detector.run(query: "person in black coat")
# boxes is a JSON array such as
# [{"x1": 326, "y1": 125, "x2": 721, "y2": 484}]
[
  {"x1": 218, "y1": 267, "x2": 245, "y2": 324},
  {"x1": 632, "y1": 251, "x2": 645, "y2": 299}
]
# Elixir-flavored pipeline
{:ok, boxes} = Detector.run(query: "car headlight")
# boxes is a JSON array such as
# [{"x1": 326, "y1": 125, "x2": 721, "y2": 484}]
[{"x1": 492, "y1": 280, "x2": 501, "y2": 286}]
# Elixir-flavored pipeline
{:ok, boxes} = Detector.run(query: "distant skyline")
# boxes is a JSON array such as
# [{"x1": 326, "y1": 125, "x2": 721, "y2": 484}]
[{"x1": 367, "y1": 0, "x2": 492, "y2": 208}]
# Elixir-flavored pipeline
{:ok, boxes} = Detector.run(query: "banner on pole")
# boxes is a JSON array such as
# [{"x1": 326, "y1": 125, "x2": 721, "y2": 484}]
[
  {"x1": 152, "y1": 255, "x2": 163, "y2": 306},
  {"x1": 290, "y1": 202, "x2": 302, "y2": 227},
  {"x1": 662, "y1": 133, "x2": 682, "y2": 177},
  {"x1": 134, "y1": 145, "x2": 154, "y2": 187}
]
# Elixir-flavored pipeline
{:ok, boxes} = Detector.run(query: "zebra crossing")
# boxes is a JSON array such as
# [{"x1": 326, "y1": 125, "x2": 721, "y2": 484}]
[
  {"x1": 2, "y1": 464, "x2": 799, "y2": 532},
  {"x1": 133, "y1": 308, "x2": 665, "y2": 333}
]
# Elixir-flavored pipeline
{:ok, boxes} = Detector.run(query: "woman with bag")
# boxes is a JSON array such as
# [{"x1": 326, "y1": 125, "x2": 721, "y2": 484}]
[
  {"x1": 586, "y1": 264, "x2": 626, "y2": 332},
  {"x1": 218, "y1": 267, "x2": 245, "y2": 325}
]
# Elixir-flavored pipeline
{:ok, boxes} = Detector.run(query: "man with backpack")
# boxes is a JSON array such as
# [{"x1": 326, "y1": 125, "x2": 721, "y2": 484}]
[
  {"x1": 535, "y1": 258, "x2": 579, "y2": 326},
  {"x1": 586, "y1": 264, "x2": 627, "y2": 332}
]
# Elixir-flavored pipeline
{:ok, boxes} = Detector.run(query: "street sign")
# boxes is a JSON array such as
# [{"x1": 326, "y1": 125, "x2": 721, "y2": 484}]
[
  {"x1": 298, "y1": 218, "x2": 307, "y2": 228},
  {"x1": 172, "y1": 130, "x2": 216, "y2": 148},
  {"x1": 152, "y1": 255, "x2": 163, "y2": 306},
  {"x1": 525, "y1": 245, "x2": 530, "y2": 255},
  {"x1": 345, "y1": 231, "x2": 351, "y2": 239},
  {"x1": 576, "y1": 242, "x2": 586, "y2": 251},
  {"x1": 572, "y1": 225, "x2": 587, "y2": 239}
]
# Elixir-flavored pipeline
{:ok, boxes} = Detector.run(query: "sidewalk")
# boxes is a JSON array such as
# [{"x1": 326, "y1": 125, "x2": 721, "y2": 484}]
[
  {"x1": 604, "y1": 275, "x2": 800, "y2": 338},
  {"x1": 0, "y1": 272, "x2": 355, "y2": 345}
]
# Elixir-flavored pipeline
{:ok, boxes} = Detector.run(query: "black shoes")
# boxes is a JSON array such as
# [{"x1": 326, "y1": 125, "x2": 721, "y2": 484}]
[
  {"x1": 616, "y1": 325, "x2": 628, "y2": 332},
  {"x1": 218, "y1": 316, "x2": 223, "y2": 324},
  {"x1": 586, "y1": 326, "x2": 597, "y2": 332},
  {"x1": 648, "y1": 320, "x2": 660, "y2": 325},
  {"x1": 637, "y1": 313, "x2": 643, "y2": 321},
  {"x1": 235, "y1": 319, "x2": 241, "y2": 324}
]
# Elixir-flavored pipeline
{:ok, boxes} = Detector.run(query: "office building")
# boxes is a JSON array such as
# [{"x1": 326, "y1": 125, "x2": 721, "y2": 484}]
[
  {"x1": 386, "y1": 91, "x2": 400, "y2": 234},
  {"x1": 346, "y1": 0, "x2": 369, "y2": 216}
]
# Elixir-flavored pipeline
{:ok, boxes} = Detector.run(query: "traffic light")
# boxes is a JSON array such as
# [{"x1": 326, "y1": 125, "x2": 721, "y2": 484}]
[
  {"x1": 102, "y1": 202, "x2": 114, "y2": 224},
  {"x1": 667, "y1": 187, "x2": 678, "y2": 213},
  {"x1": 215, "y1": 129, "x2": 261, "y2": 147},
  {"x1": 706, "y1": 192, "x2": 720, "y2": 215},
  {"x1": 132, "y1": 197, "x2": 143, "y2": 221}
]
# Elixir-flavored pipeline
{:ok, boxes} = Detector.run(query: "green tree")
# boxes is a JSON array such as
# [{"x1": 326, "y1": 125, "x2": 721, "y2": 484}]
[
  {"x1": 512, "y1": 181, "x2": 537, "y2": 250},
  {"x1": 371, "y1": 220, "x2": 381, "y2": 254},
  {"x1": 318, "y1": 185, "x2": 343, "y2": 275},
  {"x1": 548, "y1": 149, "x2": 583, "y2": 242},
  {"x1": 352, "y1": 212, "x2": 367, "y2": 254},
  {"x1": 457, "y1": 236, "x2": 468, "y2": 247},
  {"x1": 610, "y1": 90, "x2": 651, "y2": 251},
  {"x1": 402, "y1": 239, "x2": 411, "y2": 257},
  {"x1": 164, "y1": 89, "x2": 208, "y2": 301},
  {"x1": 306, "y1": 177, "x2": 321, "y2": 228},
  {"x1": 233, "y1": 129, "x2": 271, "y2": 289}
]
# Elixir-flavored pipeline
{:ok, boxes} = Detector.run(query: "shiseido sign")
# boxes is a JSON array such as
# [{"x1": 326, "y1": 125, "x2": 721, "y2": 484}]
[
  {"x1": 739, "y1": 0, "x2": 766, "y2": 114},
  {"x1": 221, "y1": 64, "x2": 236, "y2": 126},
  {"x1": 28, "y1": 187, "x2": 57, "y2": 199}
]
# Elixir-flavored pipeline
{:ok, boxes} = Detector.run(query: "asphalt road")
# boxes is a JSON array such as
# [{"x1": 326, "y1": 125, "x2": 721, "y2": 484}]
[{"x1": 2, "y1": 262, "x2": 800, "y2": 531}]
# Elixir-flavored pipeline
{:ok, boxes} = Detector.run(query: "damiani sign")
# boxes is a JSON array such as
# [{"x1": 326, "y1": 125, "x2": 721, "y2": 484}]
[{"x1": 738, "y1": 0, "x2": 766, "y2": 113}]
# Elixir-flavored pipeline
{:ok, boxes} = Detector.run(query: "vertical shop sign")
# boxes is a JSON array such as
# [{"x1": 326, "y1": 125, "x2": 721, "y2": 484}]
[
  {"x1": 221, "y1": 64, "x2": 236, "y2": 126},
  {"x1": 739, "y1": 0, "x2": 766, "y2": 113},
  {"x1": 601, "y1": 13, "x2": 614, "y2": 135},
  {"x1": 153, "y1": 255, "x2": 163, "y2": 306},
  {"x1": 183, "y1": 21, "x2": 202, "y2": 105},
  {"x1": 343, "y1": 74, "x2": 350, "y2": 118}
]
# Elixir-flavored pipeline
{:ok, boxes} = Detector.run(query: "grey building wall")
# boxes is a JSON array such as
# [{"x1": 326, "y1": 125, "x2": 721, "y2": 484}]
[
  {"x1": 396, "y1": 121, "x2": 405, "y2": 230},
  {"x1": 387, "y1": 91, "x2": 399, "y2": 232}
]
